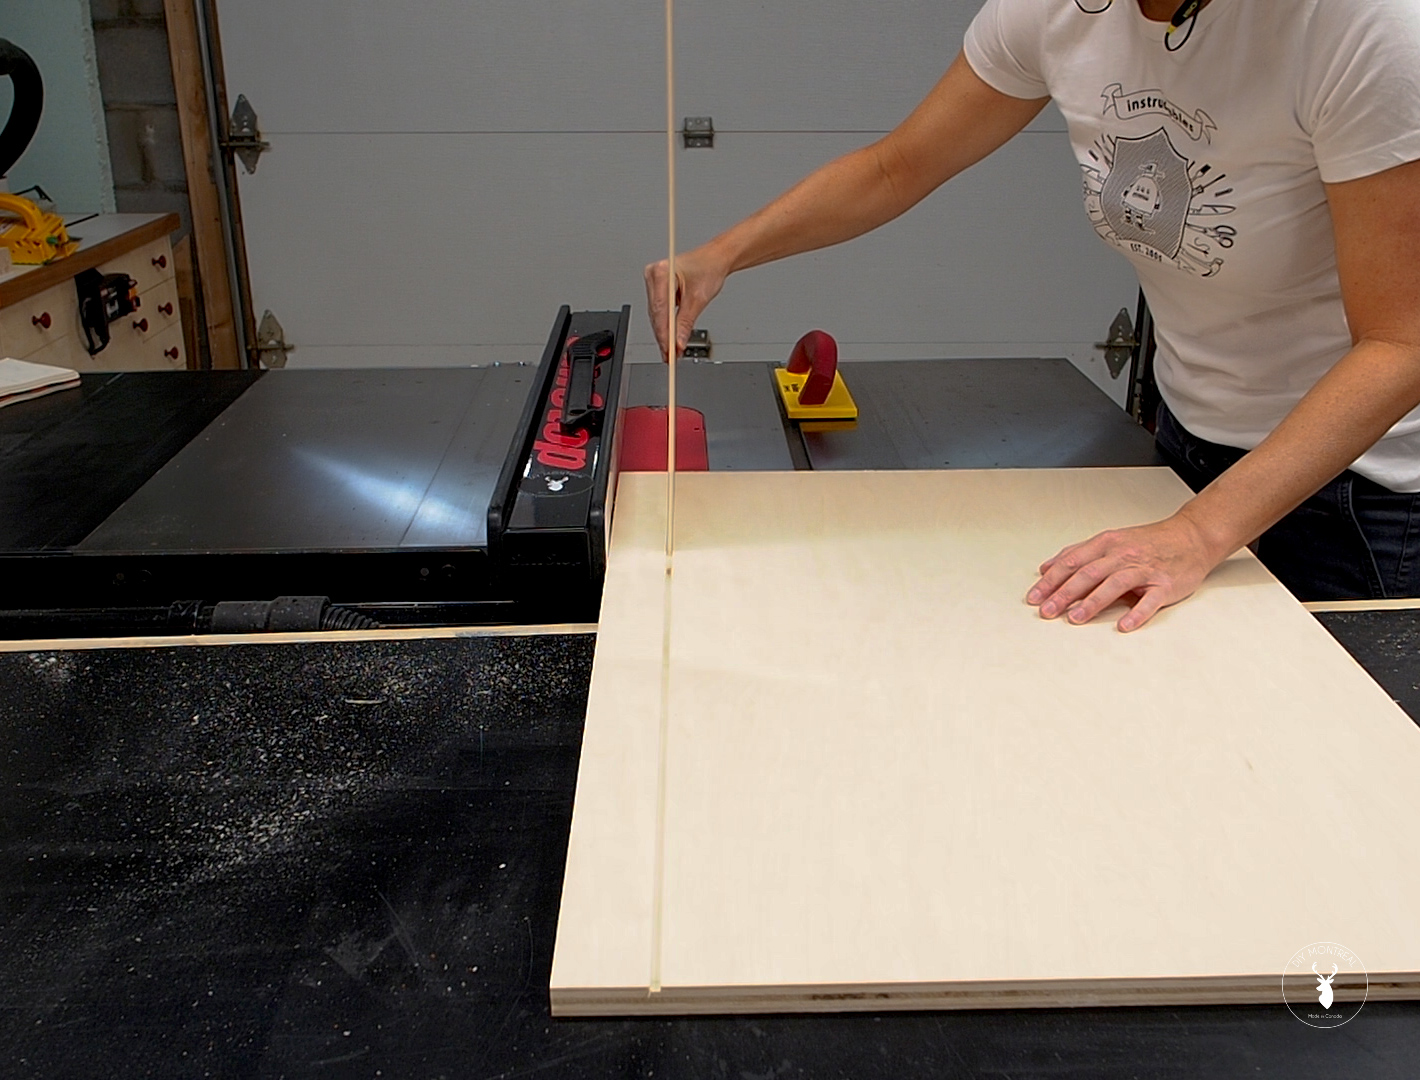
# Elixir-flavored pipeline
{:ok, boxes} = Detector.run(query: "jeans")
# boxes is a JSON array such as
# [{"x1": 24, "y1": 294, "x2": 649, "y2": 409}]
[{"x1": 1154, "y1": 403, "x2": 1420, "y2": 602}]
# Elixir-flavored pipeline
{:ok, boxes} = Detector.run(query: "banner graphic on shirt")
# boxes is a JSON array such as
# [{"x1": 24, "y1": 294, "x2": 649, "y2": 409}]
[
  {"x1": 1081, "y1": 124, "x2": 1238, "y2": 278},
  {"x1": 1101, "y1": 83, "x2": 1217, "y2": 143}
]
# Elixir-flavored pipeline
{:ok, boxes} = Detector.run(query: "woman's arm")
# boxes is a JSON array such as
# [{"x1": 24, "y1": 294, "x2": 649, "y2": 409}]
[
  {"x1": 645, "y1": 53, "x2": 1049, "y2": 358},
  {"x1": 1027, "y1": 157, "x2": 1420, "y2": 630}
]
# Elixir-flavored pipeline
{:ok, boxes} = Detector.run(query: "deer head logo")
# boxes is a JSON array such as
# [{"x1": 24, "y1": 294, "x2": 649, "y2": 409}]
[
  {"x1": 1285, "y1": 942, "x2": 1366, "y2": 1028},
  {"x1": 1313, "y1": 962, "x2": 1338, "y2": 1010}
]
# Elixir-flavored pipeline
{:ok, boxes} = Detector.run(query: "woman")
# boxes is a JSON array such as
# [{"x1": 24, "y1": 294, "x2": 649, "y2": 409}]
[{"x1": 646, "y1": 0, "x2": 1420, "y2": 630}]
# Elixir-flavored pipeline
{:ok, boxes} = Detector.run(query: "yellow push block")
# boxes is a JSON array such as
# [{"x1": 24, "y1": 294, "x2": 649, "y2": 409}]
[
  {"x1": 774, "y1": 366, "x2": 859, "y2": 422},
  {"x1": 0, "y1": 193, "x2": 77, "y2": 265}
]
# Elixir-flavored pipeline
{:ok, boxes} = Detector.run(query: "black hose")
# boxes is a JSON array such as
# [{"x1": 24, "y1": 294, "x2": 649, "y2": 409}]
[
  {"x1": 0, "y1": 39, "x2": 43, "y2": 180},
  {"x1": 208, "y1": 596, "x2": 383, "y2": 634},
  {"x1": 321, "y1": 605, "x2": 382, "y2": 632}
]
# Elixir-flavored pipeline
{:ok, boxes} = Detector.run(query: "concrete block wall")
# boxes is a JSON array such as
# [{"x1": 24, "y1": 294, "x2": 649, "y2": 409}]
[{"x1": 89, "y1": 0, "x2": 191, "y2": 236}]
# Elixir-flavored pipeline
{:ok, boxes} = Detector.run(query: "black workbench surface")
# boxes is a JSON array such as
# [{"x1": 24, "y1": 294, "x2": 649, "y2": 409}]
[
  {"x1": 0, "y1": 372, "x2": 260, "y2": 551},
  {"x1": 1, "y1": 617, "x2": 1417, "y2": 1079}
]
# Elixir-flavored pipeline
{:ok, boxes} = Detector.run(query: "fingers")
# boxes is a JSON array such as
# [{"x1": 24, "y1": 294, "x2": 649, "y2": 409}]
[
  {"x1": 676, "y1": 308, "x2": 696, "y2": 359},
  {"x1": 644, "y1": 259, "x2": 697, "y2": 362},
  {"x1": 646, "y1": 249, "x2": 729, "y2": 361},
  {"x1": 1118, "y1": 586, "x2": 1168, "y2": 633},
  {"x1": 644, "y1": 261, "x2": 673, "y2": 361},
  {"x1": 1057, "y1": 567, "x2": 1148, "y2": 625},
  {"x1": 1026, "y1": 516, "x2": 1220, "y2": 633},
  {"x1": 1027, "y1": 534, "x2": 1113, "y2": 608}
]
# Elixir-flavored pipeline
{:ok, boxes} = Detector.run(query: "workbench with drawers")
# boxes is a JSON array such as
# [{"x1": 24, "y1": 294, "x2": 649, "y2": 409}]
[{"x1": 0, "y1": 212, "x2": 187, "y2": 371}]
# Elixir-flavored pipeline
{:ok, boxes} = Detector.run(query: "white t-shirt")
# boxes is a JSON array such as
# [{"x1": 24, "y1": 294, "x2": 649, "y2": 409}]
[{"x1": 964, "y1": 0, "x2": 1420, "y2": 490}]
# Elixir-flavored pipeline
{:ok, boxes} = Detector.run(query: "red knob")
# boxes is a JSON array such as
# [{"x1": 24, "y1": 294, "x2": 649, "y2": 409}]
[
  {"x1": 32, "y1": 312, "x2": 51, "y2": 330},
  {"x1": 133, "y1": 318, "x2": 149, "y2": 333},
  {"x1": 158, "y1": 302, "x2": 174, "y2": 316},
  {"x1": 165, "y1": 347, "x2": 180, "y2": 360},
  {"x1": 152, "y1": 255, "x2": 168, "y2": 269}
]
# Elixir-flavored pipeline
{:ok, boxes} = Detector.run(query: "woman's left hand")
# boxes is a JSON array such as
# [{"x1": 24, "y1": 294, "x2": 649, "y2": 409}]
[{"x1": 1025, "y1": 513, "x2": 1227, "y2": 632}]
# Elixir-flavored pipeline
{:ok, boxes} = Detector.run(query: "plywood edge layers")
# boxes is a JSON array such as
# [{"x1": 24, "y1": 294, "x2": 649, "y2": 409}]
[
  {"x1": 1303, "y1": 598, "x2": 1420, "y2": 613},
  {"x1": 0, "y1": 623, "x2": 597, "y2": 653},
  {"x1": 551, "y1": 971, "x2": 1420, "y2": 1016}
]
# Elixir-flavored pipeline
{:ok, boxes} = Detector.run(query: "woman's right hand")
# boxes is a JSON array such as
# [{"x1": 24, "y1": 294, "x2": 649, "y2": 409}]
[{"x1": 644, "y1": 246, "x2": 730, "y2": 361}]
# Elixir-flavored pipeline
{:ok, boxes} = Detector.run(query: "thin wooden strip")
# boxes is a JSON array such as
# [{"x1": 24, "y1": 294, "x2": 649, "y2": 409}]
[
  {"x1": 664, "y1": 0, "x2": 678, "y2": 555},
  {"x1": 0, "y1": 214, "x2": 180, "y2": 310},
  {"x1": 0, "y1": 622, "x2": 596, "y2": 654},
  {"x1": 650, "y1": 0, "x2": 678, "y2": 997},
  {"x1": 1304, "y1": 597, "x2": 1420, "y2": 613}
]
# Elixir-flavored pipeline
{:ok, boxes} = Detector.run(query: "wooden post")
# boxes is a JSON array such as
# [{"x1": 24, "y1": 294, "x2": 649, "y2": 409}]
[
  {"x1": 163, "y1": 0, "x2": 244, "y2": 370},
  {"x1": 172, "y1": 233, "x2": 201, "y2": 370}
]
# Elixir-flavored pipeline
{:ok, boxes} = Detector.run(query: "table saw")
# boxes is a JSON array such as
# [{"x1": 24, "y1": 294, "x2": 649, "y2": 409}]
[
  {"x1": 0, "y1": 306, "x2": 1156, "y2": 640},
  {"x1": 1, "y1": 310, "x2": 1417, "y2": 1076}
]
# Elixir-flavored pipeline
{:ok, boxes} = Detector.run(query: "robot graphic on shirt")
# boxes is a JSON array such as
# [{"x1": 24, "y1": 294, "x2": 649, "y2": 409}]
[
  {"x1": 1081, "y1": 86, "x2": 1238, "y2": 277},
  {"x1": 1119, "y1": 161, "x2": 1166, "y2": 232}
]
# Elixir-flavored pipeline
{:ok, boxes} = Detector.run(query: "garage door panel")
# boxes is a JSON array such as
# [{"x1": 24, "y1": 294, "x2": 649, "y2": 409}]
[
  {"x1": 676, "y1": 2, "x2": 1064, "y2": 133},
  {"x1": 237, "y1": 133, "x2": 665, "y2": 356},
  {"x1": 218, "y1": 1, "x2": 665, "y2": 133},
  {"x1": 216, "y1": 0, "x2": 1117, "y2": 392},
  {"x1": 238, "y1": 129, "x2": 1134, "y2": 373},
  {"x1": 678, "y1": 132, "x2": 1137, "y2": 352},
  {"x1": 216, "y1": 1, "x2": 1061, "y2": 136}
]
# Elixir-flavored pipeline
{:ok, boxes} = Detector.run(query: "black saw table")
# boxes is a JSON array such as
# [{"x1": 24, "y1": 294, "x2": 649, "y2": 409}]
[
  {"x1": 0, "y1": 615, "x2": 1416, "y2": 1079},
  {"x1": 2, "y1": 346, "x2": 1418, "y2": 1076}
]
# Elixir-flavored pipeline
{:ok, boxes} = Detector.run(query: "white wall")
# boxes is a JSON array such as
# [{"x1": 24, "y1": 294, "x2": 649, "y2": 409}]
[{"x1": 0, "y1": 0, "x2": 115, "y2": 213}]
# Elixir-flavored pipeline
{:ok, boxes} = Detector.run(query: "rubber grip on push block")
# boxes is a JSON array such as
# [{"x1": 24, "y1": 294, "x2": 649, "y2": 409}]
[{"x1": 785, "y1": 330, "x2": 838, "y2": 406}]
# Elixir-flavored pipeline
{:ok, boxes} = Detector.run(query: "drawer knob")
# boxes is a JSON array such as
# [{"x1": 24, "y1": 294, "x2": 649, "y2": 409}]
[
  {"x1": 32, "y1": 312, "x2": 52, "y2": 330},
  {"x1": 152, "y1": 254, "x2": 168, "y2": 269},
  {"x1": 158, "y1": 302, "x2": 174, "y2": 317},
  {"x1": 133, "y1": 318, "x2": 149, "y2": 333},
  {"x1": 164, "y1": 347, "x2": 180, "y2": 360}
]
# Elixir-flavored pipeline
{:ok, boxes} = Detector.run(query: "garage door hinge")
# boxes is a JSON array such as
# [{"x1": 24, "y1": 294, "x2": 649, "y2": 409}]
[
  {"x1": 1094, "y1": 308, "x2": 1137, "y2": 379},
  {"x1": 684, "y1": 328, "x2": 711, "y2": 359},
  {"x1": 681, "y1": 117, "x2": 714, "y2": 149},
  {"x1": 222, "y1": 94, "x2": 270, "y2": 174},
  {"x1": 254, "y1": 309, "x2": 294, "y2": 368}
]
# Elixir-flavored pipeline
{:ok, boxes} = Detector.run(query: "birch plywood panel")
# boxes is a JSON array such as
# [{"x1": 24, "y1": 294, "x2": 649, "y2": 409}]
[{"x1": 551, "y1": 469, "x2": 1420, "y2": 1015}]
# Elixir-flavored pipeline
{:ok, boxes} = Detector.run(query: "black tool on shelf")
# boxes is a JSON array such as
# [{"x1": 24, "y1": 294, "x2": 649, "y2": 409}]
[{"x1": 75, "y1": 269, "x2": 141, "y2": 354}]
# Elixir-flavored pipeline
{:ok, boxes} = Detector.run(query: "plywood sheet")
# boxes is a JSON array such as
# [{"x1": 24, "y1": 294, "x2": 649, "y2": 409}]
[{"x1": 552, "y1": 469, "x2": 1420, "y2": 1014}]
